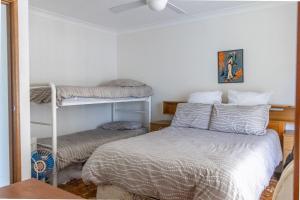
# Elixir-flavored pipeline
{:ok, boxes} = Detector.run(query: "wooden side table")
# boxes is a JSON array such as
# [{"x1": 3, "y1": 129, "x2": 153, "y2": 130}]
[
  {"x1": 150, "y1": 120, "x2": 171, "y2": 132},
  {"x1": 0, "y1": 179, "x2": 82, "y2": 199},
  {"x1": 283, "y1": 130, "x2": 295, "y2": 163}
]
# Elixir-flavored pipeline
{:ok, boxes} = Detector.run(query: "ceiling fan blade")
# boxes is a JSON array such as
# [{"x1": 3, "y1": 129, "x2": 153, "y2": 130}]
[
  {"x1": 110, "y1": 0, "x2": 147, "y2": 14},
  {"x1": 167, "y1": 2, "x2": 186, "y2": 14}
]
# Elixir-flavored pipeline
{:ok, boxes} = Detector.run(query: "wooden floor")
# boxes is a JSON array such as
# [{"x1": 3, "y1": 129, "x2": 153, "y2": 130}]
[
  {"x1": 59, "y1": 179, "x2": 97, "y2": 199},
  {"x1": 59, "y1": 177, "x2": 278, "y2": 199},
  {"x1": 261, "y1": 177, "x2": 278, "y2": 200}
]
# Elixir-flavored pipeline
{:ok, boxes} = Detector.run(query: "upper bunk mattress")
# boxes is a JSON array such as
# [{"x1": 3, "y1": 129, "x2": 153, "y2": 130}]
[
  {"x1": 37, "y1": 127, "x2": 147, "y2": 170},
  {"x1": 31, "y1": 85, "x2": 153, "y2": 104},
  {"x1": 82, "y1": 127, "x2": 282, "y2": 200}
]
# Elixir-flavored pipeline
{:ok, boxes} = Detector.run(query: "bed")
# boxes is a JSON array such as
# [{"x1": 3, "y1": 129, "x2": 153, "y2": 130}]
[
  {"x1": 30, "y1": 81, "x2": 153, "y2": 186},
  {"x1": 82, "y1": 126, "x2": 282, "y2": 200},
  {"x1": 37, "y1": 127, "x2": 147, "y2": 171}
]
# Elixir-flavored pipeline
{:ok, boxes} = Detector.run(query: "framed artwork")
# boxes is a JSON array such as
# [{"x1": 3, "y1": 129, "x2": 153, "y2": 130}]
[{"x1": 218, "y1": 49, "x2": 244, "y2": 83}]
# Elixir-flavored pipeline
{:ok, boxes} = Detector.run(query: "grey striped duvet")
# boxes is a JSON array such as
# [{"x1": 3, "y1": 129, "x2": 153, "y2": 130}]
[
  {"x1": 37, "y1": 128, "x2": 146, "y2": 170},
  {"x1": 82, "y1": 127, "x2": 282, "y2": 200}
]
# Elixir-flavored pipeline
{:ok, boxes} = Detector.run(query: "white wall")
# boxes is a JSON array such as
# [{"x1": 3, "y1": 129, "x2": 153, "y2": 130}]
[
  {"x1": 118, "y1": 3, "x2": 297, "y2": 121},
  {"x1": 30, "y1": 3, "x2": 298, "y2": 137},
  {"x1": 29, "y1": 9, "x2": 118, "y2": 138},
  {"x1": 0, "y1": 4, "x2": 10, "y2": 186},
  {"x1": 19, "y1": 0, "x2": 31, "y2": 180}
]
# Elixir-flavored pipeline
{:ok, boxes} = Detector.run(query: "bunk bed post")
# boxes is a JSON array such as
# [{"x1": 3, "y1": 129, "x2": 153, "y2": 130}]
[
  {"x1": 111, "y1": 103, "x2": 116, "y2": 121},
  {"x1": 49, "y1": 83, "x2": 58, "y2": 187},
  {"x1": 147, "y1": 97, "x2": 151, "y2": 131}
]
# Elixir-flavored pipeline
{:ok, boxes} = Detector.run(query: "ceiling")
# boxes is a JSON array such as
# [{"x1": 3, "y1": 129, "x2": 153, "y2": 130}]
[{"x1": 29, "y1": 0, "x2": 281, "y2": 33}]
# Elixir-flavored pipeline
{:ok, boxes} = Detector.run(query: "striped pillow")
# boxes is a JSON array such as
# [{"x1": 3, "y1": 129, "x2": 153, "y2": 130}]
[
  {"x1": 171, "y1": 103, "x2": 212, "y2": 130},
  {"x1": 209, "y1": 104, "x2": 271, "y2": 135}
]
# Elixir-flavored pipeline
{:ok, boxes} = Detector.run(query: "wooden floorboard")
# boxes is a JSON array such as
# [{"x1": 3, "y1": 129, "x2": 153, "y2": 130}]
[
  {"x1": 59, "y1": 179, "x2": 97, "y2": 199},
  {"x1": 58, "y1": 178, "x2": 278, "y2": 200},
  {"x1": 59, "y1": 177, "x2": 278, "y2": 199},
  {"x1": 260, "y1": 177, "x2": 278, "y2": 200}
]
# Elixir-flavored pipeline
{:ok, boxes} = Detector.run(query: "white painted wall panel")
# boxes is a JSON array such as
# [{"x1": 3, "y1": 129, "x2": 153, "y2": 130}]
[
  {"x1": 118, "y1": 4, "x2": 297, "y2": 121},
  {"x1": 29, "y1": 10, "x2": 117, "y2": 138}
]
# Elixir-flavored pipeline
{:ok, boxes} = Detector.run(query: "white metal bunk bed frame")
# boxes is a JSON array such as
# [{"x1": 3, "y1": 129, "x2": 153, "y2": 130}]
[{"x1": 30, "y1": 83, "x2": 152, "y2": 187}]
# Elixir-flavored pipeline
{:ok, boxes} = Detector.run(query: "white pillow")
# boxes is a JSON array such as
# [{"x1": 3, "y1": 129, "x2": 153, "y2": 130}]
[
  {"x1": 228, "y1": 90, "x2": 272, "y2": 105},
  {"x1": 188, "y1": 91, "x2": 222, "y2": 104}
]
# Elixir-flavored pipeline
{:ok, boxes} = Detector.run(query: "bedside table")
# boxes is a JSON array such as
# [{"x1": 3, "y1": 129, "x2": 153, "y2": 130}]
[
  {"x1": 150, "y1": 120, "x2": 171, "y2": 132},
  {"x1": 283, "y1": 131, "x2": 294, "y2": 162}
]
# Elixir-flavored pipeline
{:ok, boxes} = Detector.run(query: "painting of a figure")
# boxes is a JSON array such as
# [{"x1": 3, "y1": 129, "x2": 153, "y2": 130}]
[{"x1": 218, "y1": 49, "x2": 243, "y2": 83}]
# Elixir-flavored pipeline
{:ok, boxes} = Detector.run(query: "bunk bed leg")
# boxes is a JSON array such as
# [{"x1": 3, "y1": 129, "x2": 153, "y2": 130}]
[
  {"x1": 147, "y1": 97, "x2": 151, "y2": 132},
  {"x1": 112, "y1": 103, "x2": 116, "y2": 122},
  {"x1": 50, "y1": 83, "x2": 58, "y2": 187}
]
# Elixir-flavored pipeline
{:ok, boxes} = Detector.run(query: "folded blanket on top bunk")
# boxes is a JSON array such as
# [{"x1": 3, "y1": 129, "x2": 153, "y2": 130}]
[
  {"x1": 31, "y1": 79, "x2": 153, "y2": 104},
  {"x1": 31, "y1": 85, "x2": 153, "y2": 104},
  {"x1": 37, "y1": 127, "x2": 147, "y2": 170}
]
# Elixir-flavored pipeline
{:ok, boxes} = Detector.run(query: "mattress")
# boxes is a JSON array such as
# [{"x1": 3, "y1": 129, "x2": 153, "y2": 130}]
[
  {"x1": 31, "y1": 85, "x2": 153, "y2": 104},
  {"x1": 37, "y1": 127, "x2": 147, "y2": 170},
  {"x1": 82, "y1": 127, "x2": 282, "y2": 200}
]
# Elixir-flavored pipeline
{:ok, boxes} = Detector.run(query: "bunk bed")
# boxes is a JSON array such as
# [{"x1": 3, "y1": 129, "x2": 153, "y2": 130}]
[{"x1": 30, "y1": 83, "x2": 152, "y2": 186}]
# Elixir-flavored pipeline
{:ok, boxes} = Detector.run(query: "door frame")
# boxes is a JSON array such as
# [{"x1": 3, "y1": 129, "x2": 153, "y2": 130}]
[
  {"x1": 295, "y1": 2, "x2": 300, "y2": 200},
  {"x1": 1, "y1": 0, "x2": 21, "y2": 183}
]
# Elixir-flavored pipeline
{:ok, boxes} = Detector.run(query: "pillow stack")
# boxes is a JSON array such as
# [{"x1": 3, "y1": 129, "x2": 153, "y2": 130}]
[
  {"x1": 171, "y1": 91, "x2": 220, "y2": 129},
  {"x1": 171, "y1": 90, "x2": 272, "y2": 136}
]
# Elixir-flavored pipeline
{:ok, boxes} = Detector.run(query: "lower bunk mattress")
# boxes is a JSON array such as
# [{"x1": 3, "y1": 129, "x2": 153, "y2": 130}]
[{"x1": 37, "y1": 127, "x2": 147, "y2": 170}]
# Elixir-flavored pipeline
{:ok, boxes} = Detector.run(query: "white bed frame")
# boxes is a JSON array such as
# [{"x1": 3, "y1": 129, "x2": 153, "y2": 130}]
[{"x1": 30, "y1": 83, "x2": 152, "y2": 187}]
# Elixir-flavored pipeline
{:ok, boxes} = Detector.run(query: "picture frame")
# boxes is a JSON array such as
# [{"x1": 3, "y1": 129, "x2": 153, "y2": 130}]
[{"x1": 218, "y1": 49, "x2": 244, "y2": 83}]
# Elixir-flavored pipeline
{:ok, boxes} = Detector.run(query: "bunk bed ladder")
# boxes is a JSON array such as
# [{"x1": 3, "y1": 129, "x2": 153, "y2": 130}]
[
  {"x1": 30, "y1": 83, "x2": 58, "y2": 187},
  {"x1": 50, "y1": 83, "x2": 58, "y2": 187}
]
